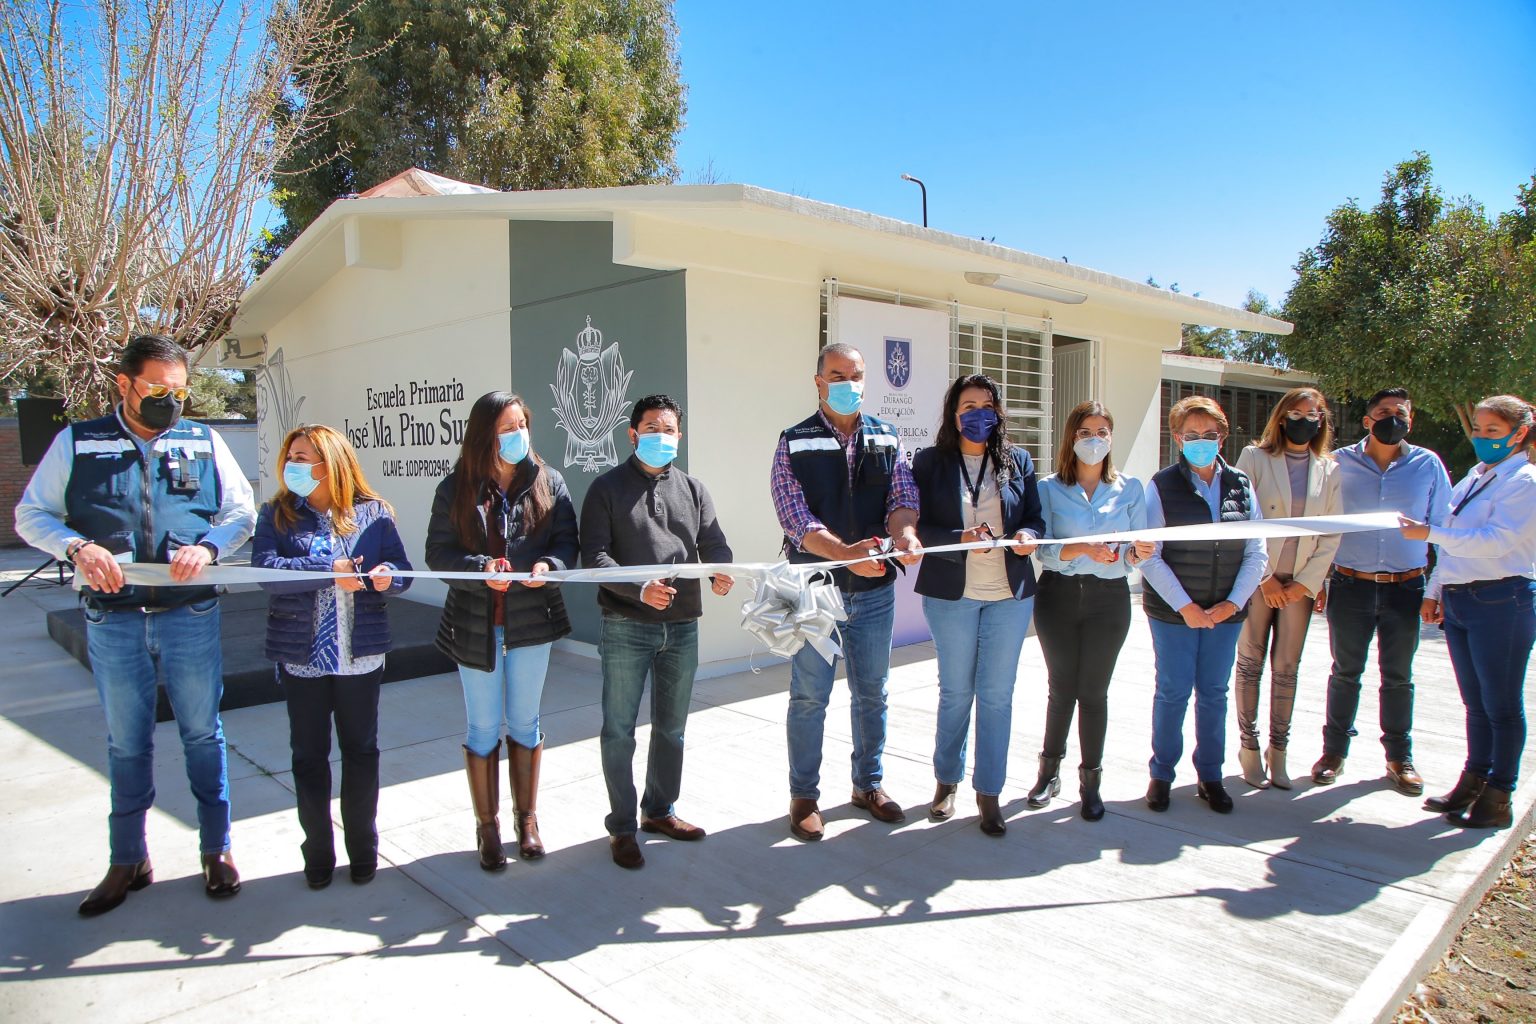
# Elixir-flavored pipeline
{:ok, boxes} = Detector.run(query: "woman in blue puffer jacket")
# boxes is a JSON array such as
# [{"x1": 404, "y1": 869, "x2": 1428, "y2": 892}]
[{"x1": 252, "y1": 424, "x2": 412, "y2": 891}]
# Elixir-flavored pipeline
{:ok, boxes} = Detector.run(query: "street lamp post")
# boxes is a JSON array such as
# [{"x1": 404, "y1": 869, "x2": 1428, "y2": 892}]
[{"x1": 900, "y1": 173, "x2": 927, "y2": 227}]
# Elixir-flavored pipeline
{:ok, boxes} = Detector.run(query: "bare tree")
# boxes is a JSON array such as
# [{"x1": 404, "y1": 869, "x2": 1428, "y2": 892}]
[{"x1": 0, "y1": 0, "x2": 355, "y2": 414}]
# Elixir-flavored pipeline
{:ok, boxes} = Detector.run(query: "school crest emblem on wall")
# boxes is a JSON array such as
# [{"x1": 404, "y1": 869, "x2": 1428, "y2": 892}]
[
  {"x1": 551, "y1": 316, "x2": 633, "y2": 473},
  {"x1": 885, "y1": 337, "x2": 912, "y2": 390}
]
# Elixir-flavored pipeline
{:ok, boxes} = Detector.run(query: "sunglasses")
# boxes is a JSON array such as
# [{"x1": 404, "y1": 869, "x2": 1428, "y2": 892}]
[{"x1": 135, "y1": 380, "x2": 190, "y2": 402}]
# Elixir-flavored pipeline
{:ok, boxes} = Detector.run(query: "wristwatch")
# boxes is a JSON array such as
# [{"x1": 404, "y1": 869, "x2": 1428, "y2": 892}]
[{"x1": 64, "y1": 539, "x2": 88, "y2": 563}]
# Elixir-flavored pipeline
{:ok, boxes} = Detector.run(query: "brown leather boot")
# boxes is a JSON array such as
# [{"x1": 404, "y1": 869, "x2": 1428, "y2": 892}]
[
  {"x1": 507, "y1": 738, "x2": 545, "y2": 860},
  {"x1": 929, "y1": 783, "x2": 958, "y2": 822},
  {"x1": 78, "y1": 859, "x2": 153, "y2": 917},
  {"x1": 464, "y1": 745, "x2": 507, "y2": 871},
  {"x1": 789, "y1": 798, "x2": 823, "y2": 841}
]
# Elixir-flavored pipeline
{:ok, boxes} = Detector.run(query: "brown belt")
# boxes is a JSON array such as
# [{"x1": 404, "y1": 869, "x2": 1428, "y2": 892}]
[{"x1": 1333, "y1": 565, "x2": 1425, "y2": 584}]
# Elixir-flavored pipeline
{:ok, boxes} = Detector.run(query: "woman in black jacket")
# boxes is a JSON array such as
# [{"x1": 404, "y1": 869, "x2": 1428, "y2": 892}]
[
  {"x1": 253, "y1": 424, "x2": 412, "y2": 889},
  {"x1": 426, "y1": 392, "x2": 579, "y2": 869},
  {"x1": 912, "y1": 374, "x2": 1044, "y2": 836}
]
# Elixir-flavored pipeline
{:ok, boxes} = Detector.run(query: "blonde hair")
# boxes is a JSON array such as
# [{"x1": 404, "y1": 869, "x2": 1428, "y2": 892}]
[
  {"x1": 1169, "y1": 395, "x2": 1228, "y2": 434},
  {"x1": 1255, "y1": 387, "x2": 1333, "y2": 456},
  {"x1": 269, "y1": 424, "x2": 391, "y2": 536},
  {"x1": 1055, "y1": 401, "x2": 1118, "y2": 485}
]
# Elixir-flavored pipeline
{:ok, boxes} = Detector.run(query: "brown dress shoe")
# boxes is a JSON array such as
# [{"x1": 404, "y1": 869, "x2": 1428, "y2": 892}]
[
  {"x1": 78, "y1": 859, "x2": 153, "y2": 917},
  {"x1": 929, "y1": 783, "x2": 958, "y2": 822},
  {"x1": 640, "y1": 815, "x2": 707, "y2": 841},
  {"x1": 1311, "y1": 754, "x2": 1344, "y2": 785},
  {"x1": 851, "y1": 787, "x2": 906, "y2": 823},
  {"x1": 201, "y1": 852, "x2": 241, "y2": 898},
  {"x1": 609, "y1": 834, "x2": 645, "y2": 869},
  {"x1": 976, "y1": 794, "x2": 1006, "y2": 837},
  {"x1": 1386, "y1": 760, "x2": 1424, "y2": 796},
  {"x1": 789, "y1": 798, "x2": 824, "y2": 841}
]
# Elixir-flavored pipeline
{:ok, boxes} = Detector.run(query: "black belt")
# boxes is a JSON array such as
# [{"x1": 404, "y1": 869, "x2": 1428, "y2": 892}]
[{"x1": 1442, "y1": 575, "x2": 1529, "y2": 594}]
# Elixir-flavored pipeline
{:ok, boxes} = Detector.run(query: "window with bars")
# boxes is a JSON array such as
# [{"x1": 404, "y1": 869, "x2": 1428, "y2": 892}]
[{"x1": 820, "y1": 280, "x2": 1054, "y2": 468}]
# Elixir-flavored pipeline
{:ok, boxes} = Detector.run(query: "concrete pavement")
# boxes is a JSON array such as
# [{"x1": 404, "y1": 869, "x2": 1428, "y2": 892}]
[{"x1": 0, "y1": 550, "x2": 1531, "y2": 1023}]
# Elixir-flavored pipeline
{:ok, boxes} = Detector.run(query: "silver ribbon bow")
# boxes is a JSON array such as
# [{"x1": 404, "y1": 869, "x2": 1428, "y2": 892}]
[{"x1": 740, "y1": 562, "x2": 848, "y2": 664}]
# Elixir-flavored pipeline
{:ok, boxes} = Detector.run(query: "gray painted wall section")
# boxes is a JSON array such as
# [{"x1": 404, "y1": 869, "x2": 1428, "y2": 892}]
[{"x1": 508, "y1": 221, "x2": 688, "y2": 645}]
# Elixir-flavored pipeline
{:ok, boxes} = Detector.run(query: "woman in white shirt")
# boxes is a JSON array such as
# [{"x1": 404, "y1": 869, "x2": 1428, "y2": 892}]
[
  {"x1": 1233, "y1": 388, "x2": 1342, "y2": 790},
  {"x1": 1402, "y1": 395, "x2": 1536, "y2": 830}
]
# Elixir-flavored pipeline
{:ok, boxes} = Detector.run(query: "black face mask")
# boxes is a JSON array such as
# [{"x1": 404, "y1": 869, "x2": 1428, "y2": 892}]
[
  {"x1": 134, "y1": 393, "x2": 183, "y2": 432},
  {"x1": 1282, "y1": 417, "x2": 1321, "y2": 446},
  {"x1": 1371, "y1": 415, "x2": 1410, "y2": 446}
]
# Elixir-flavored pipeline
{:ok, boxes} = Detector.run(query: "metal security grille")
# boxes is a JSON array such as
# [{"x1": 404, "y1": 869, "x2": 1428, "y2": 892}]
[{"x1": 820, "y1": 279, "x2": 1053, "y2": 467}]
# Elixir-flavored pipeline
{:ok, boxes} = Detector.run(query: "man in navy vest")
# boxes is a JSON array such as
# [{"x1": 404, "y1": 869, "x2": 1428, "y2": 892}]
[
  {"x1": 769, "y1": 342, "x2": 922, "y2": 841},
  {"x1": 15, "y1": 335, "x2": 255, "y2": 915}
]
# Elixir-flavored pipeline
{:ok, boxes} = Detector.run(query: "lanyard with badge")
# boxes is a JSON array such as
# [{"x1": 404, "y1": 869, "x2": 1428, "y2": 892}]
[
  {"x1": 1450, "y1": 471, "x2": 1499, "y2": 519},
  {"x1": 960, "y1": 455, "x2": 995, "y2": 541}
]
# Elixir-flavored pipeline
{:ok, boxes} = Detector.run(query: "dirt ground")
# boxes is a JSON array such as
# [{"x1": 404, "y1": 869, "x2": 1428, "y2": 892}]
[{"x1": 1395, "y1": 828, "x2": 1536, "y2": 1024}]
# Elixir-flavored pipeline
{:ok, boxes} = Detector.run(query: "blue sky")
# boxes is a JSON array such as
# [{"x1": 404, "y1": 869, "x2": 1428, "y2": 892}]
[{"x1": 670, "y1": 0, "x2": 1536, "y2": 311}]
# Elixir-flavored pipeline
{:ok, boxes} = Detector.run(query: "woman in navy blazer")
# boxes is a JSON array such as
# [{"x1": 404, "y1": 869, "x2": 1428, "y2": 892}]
[
  {"x1": 252, "y1": 424, "x2": 412, "y2": 890},
  {"x1": 912, "y1": 374, "x2": 1044, "y2": 836}
]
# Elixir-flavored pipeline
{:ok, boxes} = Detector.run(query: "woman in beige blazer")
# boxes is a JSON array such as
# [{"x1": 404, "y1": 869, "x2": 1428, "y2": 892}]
[{"x1": 1234, "y1": 387, "x2": 1342, "y2": 789}]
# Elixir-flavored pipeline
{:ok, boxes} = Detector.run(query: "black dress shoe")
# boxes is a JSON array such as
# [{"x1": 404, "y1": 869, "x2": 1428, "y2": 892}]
[
  {"x1": 305, "y1": 866, "x2": 334, "y2": 890},
  {"x1": 78, "y1": 860, "x2": 153, "y2": 917},
  {"x1": 349, "y1": 864, "x2": 376, "y2": 885},
  {"x1": 1197, "y1": 780, "x2": 1234, "y2": 814},
  {"x1": 1146, "y1": 779, "x2": 1171, "y2": 812},
  {"x1": 610, "y1": 834, "x2": 645, "y2": 869}
]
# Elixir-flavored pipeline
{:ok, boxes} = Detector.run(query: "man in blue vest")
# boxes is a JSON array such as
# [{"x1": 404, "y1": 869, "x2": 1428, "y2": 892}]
[
  {"x1": 769, "y1": 342, "x2": 922, "y2": 841},
  {"x1": 15, "y1": 335, "x2": 255, "y2": 916}
]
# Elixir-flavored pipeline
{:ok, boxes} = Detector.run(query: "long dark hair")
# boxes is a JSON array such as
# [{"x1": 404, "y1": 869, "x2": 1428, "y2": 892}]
[
  {"x1": 934, "y1": 374, "x2": 1013, "y2": 479},
  {"x1": 450, "y1": 391, "x2": 553, "y2": 547}
]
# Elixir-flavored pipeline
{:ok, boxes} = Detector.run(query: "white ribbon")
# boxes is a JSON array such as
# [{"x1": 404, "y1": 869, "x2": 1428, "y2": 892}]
[{"x1": 79, "y1": 512, "x2": 1405, "y2": 662}]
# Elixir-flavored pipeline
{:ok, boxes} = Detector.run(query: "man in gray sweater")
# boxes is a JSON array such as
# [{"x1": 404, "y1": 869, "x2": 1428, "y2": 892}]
[{"x1": 580, "y1": 394, "x2": 735, "y2": 869}]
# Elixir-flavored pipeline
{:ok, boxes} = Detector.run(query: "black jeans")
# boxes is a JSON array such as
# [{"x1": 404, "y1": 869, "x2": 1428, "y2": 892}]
[
  {"x1": 281, "y1": 665, "x2": 384, "y2": 872},
  {"x1": 1033, "y1": 572, "x2": 1132, "y2": 768},
  {"x1": 1322, "y1": 572, "x2": 1425, "y2": 762}
]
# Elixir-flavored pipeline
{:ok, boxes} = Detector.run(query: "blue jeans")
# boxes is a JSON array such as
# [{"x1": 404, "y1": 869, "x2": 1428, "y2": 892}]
[
  {"x1": 599, "y1": 615, "x2": 699, "y2": 836},
  {"x1": 922, "y1": 595, "x2": 1034, "y2": 796},
  {"x1": 787, "y1": 583, "x2": 896, "y2": 801},
  {"x1": 1442, "y1": 577, "x2": 1536, "y2": 793},
  {"x1": 84, "y1": 599, "x2": 230, "y2": 864},
  {"x1": 457, "y1": 628, "x2": 551, "y2": 755},
  {"x1": 1147, "y1": 618, "x2": 1242, "y2": 783}
]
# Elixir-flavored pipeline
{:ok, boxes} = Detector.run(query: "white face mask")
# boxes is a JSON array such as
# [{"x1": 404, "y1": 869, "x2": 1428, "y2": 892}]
[{"x1": 1073, "y1": 436, "x2": 1111, "y2": 466}]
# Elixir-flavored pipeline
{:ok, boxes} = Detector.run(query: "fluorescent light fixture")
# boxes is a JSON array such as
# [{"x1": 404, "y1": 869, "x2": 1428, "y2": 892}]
[{"x1": 965, "y1": 272, "x2": 1087, "y2": 304}]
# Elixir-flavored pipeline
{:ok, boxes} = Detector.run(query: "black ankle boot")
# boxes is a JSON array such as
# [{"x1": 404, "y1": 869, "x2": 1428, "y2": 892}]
[
  {"x1": 1027, "y1": 755, "x2": 1062, "y2": 809},
  {"x1": 1424, "y1": 770, "x2": 1485, "y2": 814},
  {"x1": 1450, "y1": 785, "x2": 1512, "y2": 829},
  {"x1": 1079, "y1": 766, "x2": 1105, "y2": 822}
]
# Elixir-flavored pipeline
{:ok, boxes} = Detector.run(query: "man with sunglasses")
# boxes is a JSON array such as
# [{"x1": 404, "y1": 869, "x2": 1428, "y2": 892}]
[
  {"x1": 15, "y1": 335, "x2": 255, "y2": 915},
  {"x1": 1311, "y1": 387, "x2": 1451, "y2": 794}
]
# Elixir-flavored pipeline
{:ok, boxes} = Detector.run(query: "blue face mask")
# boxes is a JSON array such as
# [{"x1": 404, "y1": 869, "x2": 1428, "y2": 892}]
[
  {"x1": 635, "y1": 432, "x2": 679, "y2": 469},
  {"x1": 1181, "y1": 438, "x2": 1221, "y2": 469},
  {"x1": 283, "y1": 461, "x2": 321, "y2": 498},
  {"x1": 959, "y1": 407, "x2": 999, "y2": 443},
  {"x1": 498, "y1": 427, "x2": 530, "y2": 465},
  {"x1": 823, "y1": 380, "x2": 864, "y2": 417},
  {"x1": 1471, "y1": 430, "x2": 1520, "y2": 465}
]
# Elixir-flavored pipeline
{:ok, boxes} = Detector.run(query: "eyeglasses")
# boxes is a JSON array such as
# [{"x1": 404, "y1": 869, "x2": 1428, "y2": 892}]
[
  {"x1": 136, "y1": 380, "x2": 190, "y2": 402},
  {"x1": 1285, "y1": 410, "x2": 1322, "y2": 422},
  {"x1": 1074, "y1": 428, "x2": 1111, "y2": 441},
  {"x1": 1178, "y1": 431, "x2": 1223, "y2": 443}
]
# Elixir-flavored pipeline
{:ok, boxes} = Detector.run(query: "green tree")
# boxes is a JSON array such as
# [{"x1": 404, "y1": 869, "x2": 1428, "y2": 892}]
[
  {"x1": 1146, "y1": 279, "x2": 1286, "y2": 364},
  {"x1": 1282, "y1": 153, "x2": 1536, "y2": 432},
  {"x1": 259, "y1": 0, "x2": 686, "y2": 267}
]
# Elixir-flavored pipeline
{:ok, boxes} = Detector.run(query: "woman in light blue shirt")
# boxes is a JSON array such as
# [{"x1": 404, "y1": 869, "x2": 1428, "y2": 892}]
[
  {"x1": 1403, "y1": 395, "x2": 1536, "y2": 830},
  {"x1": 1028, "y1": 401, "x2": 1152, "y2": 820}
]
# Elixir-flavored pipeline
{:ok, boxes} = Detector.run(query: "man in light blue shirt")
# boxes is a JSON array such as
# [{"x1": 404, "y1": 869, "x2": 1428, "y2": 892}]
[{"x1": 1312, "y1": 387, "x2": 1452, "y2": 795}]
